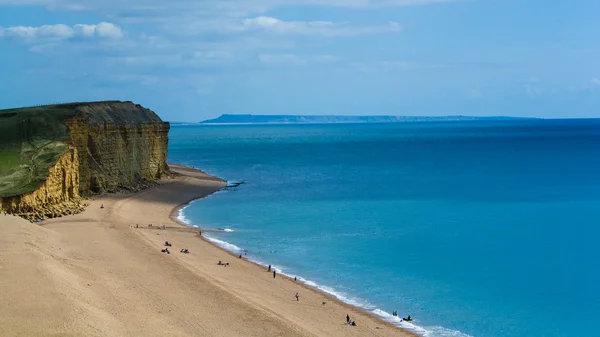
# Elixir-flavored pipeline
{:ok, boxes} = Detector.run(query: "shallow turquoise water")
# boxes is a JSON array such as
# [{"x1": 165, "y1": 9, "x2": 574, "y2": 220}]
[{"x1": 168, "y1": 120, "x2": 600, "y2": 337}]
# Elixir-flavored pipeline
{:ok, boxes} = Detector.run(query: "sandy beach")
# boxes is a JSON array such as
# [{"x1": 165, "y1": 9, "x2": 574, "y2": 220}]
[{"x1": 0, "y1": 164, "x2": 417, "y2": 336}]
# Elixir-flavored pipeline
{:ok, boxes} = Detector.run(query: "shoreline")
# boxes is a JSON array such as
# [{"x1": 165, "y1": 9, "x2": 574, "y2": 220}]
[
  {"x1": 1, "y1": 163, "x2": 418, "y2": 336},
  {"x1": 167, "y1": 163, "x2": 422, "y2": 336}
]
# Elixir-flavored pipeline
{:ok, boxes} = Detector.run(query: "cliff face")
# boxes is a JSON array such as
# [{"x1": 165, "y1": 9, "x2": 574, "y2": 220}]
[
  {"x1": 0, "y1": 148, "x2": 83, "y2": 218},
  {"x1": 0, "y1": 101, "x2": 170, "y2": 219},
  {"x1": 66, "y1": 102, "x2": 170, "y2": 195}
]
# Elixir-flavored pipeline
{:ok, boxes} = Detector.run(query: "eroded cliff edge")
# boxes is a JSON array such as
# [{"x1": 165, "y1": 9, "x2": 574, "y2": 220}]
[{"x1": 0, "y1": 101, "x2": 170, "y2": 219}]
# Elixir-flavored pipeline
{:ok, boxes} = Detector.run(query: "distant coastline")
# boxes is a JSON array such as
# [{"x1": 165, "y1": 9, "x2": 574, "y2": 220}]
[{"x1": 170, "y1": 114, "x2": 538, "y2": 125}]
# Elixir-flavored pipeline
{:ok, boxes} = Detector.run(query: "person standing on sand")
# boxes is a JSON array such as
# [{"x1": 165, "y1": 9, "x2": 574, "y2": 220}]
[
  {"x1": 295, "y1": 293, "x2": 299, "y2": 301},
  {"x1": 346, "y1": 314, "x2": 350, "y2": 323},
  {"x1": 268, "y1": 264, "x2": 271, "y2": 272},
  {"x1": 273, "y1": 270, "x2": 276, "y2": 278}
]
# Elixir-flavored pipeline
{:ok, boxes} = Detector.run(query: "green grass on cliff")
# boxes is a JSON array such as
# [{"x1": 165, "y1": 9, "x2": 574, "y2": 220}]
[{"x1": 0, "y1": 105, "x2": 77, "y2": 198}]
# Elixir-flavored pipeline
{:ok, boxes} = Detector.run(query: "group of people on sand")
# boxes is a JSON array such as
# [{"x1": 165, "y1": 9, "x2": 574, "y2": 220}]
[
  {"x1": 217, "y1": 260, "x2": 230, "y2": 267},
  {"x1": 346, "y1": 314, "x2": 357, "y2": 326},
  {"x1": 161, "y1": 241, "x2": 190, "y2": 255}
]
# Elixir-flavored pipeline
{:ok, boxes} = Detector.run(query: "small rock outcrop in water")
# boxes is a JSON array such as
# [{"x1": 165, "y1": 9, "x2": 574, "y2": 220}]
[{"x1": 0, "y1": 101, "x2": 170, "y2": 220}]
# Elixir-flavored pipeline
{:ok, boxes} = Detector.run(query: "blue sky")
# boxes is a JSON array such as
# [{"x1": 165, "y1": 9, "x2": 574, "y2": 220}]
[{"x1": 1, "y1": 0, "x2": 599, "y2": 121}]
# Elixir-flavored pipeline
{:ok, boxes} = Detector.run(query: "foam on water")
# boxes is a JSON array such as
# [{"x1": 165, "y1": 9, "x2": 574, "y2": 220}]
[
  {"x1": 203, "y1": 235, "x2": 244, "y2": 253},
  {"x1": 176, "y1": 208, "x2": 192, "y2": 225},
  {"x1": 175, "y1": 190, "x2": 230, "y2": 227}
]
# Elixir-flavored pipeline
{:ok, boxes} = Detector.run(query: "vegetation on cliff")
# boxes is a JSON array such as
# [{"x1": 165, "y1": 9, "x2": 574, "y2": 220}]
[{"x1": 0, "y1": 105, "x2": 77, "y2": 197}]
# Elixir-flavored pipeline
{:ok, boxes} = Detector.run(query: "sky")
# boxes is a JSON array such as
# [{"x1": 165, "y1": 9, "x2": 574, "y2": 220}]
[{"x1": 1, "y1": 0, "x2": 599, "y2": 121}]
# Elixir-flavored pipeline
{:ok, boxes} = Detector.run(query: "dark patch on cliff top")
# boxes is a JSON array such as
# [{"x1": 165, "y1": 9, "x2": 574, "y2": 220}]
[{"x1": 0, "y1": 101, "x2": 165, "y2": 198}]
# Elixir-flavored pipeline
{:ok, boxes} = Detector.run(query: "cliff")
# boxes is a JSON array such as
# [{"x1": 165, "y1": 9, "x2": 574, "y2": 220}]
[
  {"x1": 66, "y1": 102, "x2": 170, "y2": 195},
  {"x1": 0, "y1": 101, "x2": 170, "y2": 219}
]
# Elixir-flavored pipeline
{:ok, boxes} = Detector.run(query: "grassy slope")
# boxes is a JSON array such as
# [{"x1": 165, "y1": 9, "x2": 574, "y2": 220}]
[{"x1": 0, "y1": 105, "x2": 77, "y2": 198}]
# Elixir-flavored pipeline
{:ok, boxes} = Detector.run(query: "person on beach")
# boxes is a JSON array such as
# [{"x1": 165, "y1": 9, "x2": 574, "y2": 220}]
[
  {"x1": 100, "y1": 204, "x2": 104, "y2": 209},
  {"x1": 239, "y1": 254, "x2": 242, "y2": 258},
  {"x1": 295, "y1": 293, "x2": 299, "y2": 301},
  {"x1": 346, "y1": 314, "x2": 350, "y2": 323},
  {"x1": 268, "y1": 264, "x2": 271, "y2": 272},
  {"x1": 273, "y1": 271, "x2": 276, "y2": 278},
  {"x1": 294, "y1": 277, "x2": 297, "y2": 281}
]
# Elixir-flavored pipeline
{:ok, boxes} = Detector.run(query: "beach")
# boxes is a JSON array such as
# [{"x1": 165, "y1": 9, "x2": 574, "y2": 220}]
[{"x1": 0, "y1": 164, "x2": 416, "y2": 336}]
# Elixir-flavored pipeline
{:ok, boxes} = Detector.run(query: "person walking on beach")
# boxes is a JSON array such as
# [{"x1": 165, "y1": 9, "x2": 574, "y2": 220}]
[
  {"x1": 268, "y1": 264, "x2": 271, "y2": 272},
  {"x1": 273, "y1": 270, "x2": 276, "y2": 278},
  {"x1": 295, "y1": 292, "x2": 300, "y2": 301},
  {"x1": 346, "y1": 314, "x2": 350, "y2": 323}
]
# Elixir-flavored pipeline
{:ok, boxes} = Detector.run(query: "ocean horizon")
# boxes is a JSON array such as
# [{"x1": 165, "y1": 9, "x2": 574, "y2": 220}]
[{"x1": 168, "y1": 119, "x2": 600, "y2": 337}]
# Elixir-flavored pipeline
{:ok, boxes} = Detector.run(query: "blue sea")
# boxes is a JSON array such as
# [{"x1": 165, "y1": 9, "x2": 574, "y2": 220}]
[{"x1": 167, "y1": 120, "x2": 600, "y2": 337}]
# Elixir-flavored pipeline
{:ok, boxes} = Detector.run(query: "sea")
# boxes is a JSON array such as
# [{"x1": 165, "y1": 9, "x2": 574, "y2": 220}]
[{"x1": 167, "y1": 119, "x2": 600, "y2": 337}]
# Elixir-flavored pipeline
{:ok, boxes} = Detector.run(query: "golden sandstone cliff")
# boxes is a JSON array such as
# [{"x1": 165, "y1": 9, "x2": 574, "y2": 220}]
[{"x1": 0, "y1": 101, "x2": 170, "y2": 219}]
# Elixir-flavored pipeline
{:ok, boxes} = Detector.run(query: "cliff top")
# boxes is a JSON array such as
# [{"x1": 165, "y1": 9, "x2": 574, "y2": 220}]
[{"x1": 0, "y1": 101, "x2": 165, "y2": 198}]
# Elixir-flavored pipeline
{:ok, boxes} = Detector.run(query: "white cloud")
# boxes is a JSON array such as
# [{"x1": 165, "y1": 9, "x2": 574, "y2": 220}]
[
  {"x1": 167, "y1": 15, "x2": 400, "y2": 37},
  {"x1": 94, "y1": 22, "x2": 124, "y2": 38},
  {"x1": 73, "y1": 24, "x2": 96, "y2": 37},
  {"x1": 0, "y1": 22, "x2": 123, "y2": 42},
  {"x1": 0, "y1": 24, "x2": 73, "y2": 41},
  {"x1": 242, "y1": 16, "x2": 401, "y2": 36}
]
